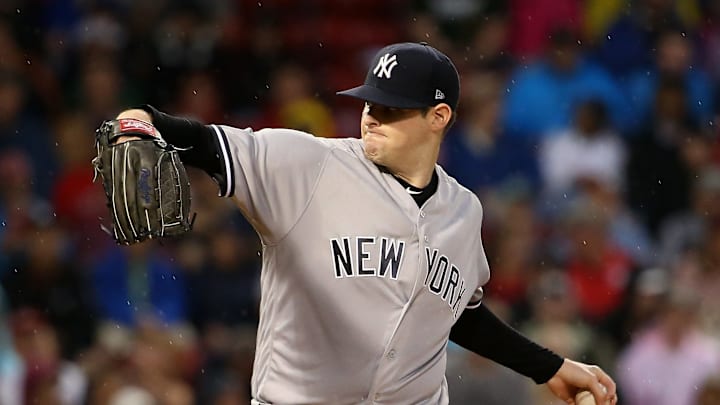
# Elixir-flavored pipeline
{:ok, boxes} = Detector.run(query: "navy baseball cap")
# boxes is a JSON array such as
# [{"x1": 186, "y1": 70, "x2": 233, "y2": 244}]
[{"x1": 337, "y1": 42, "x2": 460, "y2": 110}]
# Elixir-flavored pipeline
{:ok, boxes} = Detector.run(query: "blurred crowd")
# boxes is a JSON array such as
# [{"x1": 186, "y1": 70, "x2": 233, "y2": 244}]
[{"x1": 2, "y1": 0, "x2": 720, "y2": 404}]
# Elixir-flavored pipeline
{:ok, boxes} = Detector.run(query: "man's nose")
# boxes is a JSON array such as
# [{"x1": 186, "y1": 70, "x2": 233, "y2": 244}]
[{"x1": 364, "y1": 109, "x2": 380, "y2": 126}]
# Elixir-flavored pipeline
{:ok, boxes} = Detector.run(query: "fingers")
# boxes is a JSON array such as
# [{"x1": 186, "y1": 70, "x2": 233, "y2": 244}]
[
  {"x1": 116, "y1": 135, "x2": 142, "y2": 144},
  {"x1": 117, "y1": 108, "x2": 153, "y2": 122},
  {"x1": 588, "y1": 365, "x2": 618, "y2": 405}
]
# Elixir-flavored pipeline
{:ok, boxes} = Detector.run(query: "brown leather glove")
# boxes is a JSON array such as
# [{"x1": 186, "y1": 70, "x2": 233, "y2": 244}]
[{"x1": 92, "y1": 118, "x2": 194, "y2": 244}]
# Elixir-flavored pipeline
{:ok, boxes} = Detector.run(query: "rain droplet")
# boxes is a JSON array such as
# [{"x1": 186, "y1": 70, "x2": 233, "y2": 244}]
[
  {"x1": 126, "y1": 300, "x2": 131, "y2": 306},
  {"x1": 156, "y1": 66, "x2": 161, "y2": 71},
  {"x1": 26, "y1": 59, "x2": 31, "y2": 65},
  {"x1": 172, "y1": 275, "x2": 177, "y2": 280},
  {"x1": 16, "y1": 8, "x2": 20, "y2": 14},
  {"x1": 607, "y1": 35, "x2": 612, "y2": 40},
  {"x1": 318, "y1": 42, "x2": 323, "y2": 48},
  {"x1": 193, "y1": 90, "x2": 197, "y2": 95},
  {"x1": 583, "y1": 240, "x2": 587, "y2": 245},
  {"x1": 1, "y1": 221, "x2": 5, "y2": 226}
]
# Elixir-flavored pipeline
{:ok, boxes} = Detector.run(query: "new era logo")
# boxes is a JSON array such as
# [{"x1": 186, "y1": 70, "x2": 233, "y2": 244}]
[
  {"x1": 373, "y1": 53, "x2": 398, "y2": 79},
  {"x1": 435, "y1": 89, "x2": 445, "y2": 100}
]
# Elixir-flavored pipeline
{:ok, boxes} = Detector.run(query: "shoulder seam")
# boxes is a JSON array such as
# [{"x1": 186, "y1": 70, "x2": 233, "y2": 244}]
[{"x1": 267, "y1": 143, "x2": 335, "y2": 247}]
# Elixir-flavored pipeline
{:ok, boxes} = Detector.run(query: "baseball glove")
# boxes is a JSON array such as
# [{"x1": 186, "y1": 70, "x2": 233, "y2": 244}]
[{"x1": 92, "y1": 118, "x2": 194, "y2": 245}]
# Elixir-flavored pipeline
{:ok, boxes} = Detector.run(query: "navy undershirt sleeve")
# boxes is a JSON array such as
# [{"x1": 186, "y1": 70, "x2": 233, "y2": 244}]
[
  {"x1": 138, "y1": 104, "x2": 224, "y2": 182},
  {"x1": 449, "y1": 304, "x2": 564, "y2": 384}
]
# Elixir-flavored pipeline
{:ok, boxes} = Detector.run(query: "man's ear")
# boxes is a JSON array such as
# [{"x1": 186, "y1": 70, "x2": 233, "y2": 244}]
[{"x1": 430, "y1": 103, "x2": 453, "y2": 132}]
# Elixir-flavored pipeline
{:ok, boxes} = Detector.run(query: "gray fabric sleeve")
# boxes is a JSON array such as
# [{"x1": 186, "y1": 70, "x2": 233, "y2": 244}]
[{"x1": 210, "y1": 125, "x2": 331, "y2": 244}]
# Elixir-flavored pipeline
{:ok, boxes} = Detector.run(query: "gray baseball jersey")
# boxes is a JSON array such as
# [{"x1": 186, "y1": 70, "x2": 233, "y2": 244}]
[{"x1": 209, "y1": 124, "x2": 491, "y2": 405}]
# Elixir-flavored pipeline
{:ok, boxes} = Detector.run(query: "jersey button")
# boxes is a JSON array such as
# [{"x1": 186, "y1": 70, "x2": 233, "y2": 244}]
[
  {"x1": 423, "y1": 235, "x2": 429, "y2": 243},
  {"x1": 419, "y1": 211, "x2": 426, "y2": 218},
  {"x1": 387, "y1": 349, "x2": 396, "y2": 359}
]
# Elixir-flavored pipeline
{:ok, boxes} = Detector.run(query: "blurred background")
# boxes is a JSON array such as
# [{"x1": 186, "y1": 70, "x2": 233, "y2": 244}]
[{"x1": 1, "y1": 0, "x2": 720, "y2": 404}]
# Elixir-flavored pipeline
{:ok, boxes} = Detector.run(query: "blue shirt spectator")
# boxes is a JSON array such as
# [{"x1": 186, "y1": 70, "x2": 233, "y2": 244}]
[
  {"x1": 625, "y1": 30, "x2": 713, "y2": 129},
  {"x1": 0, "y1": 73, "x2": 57, "y2": 198},
  {"x1": 441, "y1": 126, "x2": 540, "y2": 196},
  {"x1": 592, "y1": 4, "x2": 687, "y2": 77},
  {"x1": 503, "y1": 29, "x2": 633, "y2": 138},
  {"x1": 91, "y1": 244, "x2": 187, "y2": 327}
]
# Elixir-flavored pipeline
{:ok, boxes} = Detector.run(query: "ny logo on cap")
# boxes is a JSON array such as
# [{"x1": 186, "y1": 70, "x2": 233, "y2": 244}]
[{"x1": 373, "y1": 53, "x2": 398, "y2": 79}]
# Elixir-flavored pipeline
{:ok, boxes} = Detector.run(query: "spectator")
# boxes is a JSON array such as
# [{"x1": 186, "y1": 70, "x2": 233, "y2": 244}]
[
  {"x1": 186, "y1": 222, "x2": 261, "y2": 330},
  {"x1": 86, "y1": 323, "x2": 198, "y2": 405},
  {"x1": 0, "y1": 287, "x2": 23, "y2": 405},
  {"x1": 626, "y1": 28, "x2": 714, "y2": 130},
  {"x1": 503, "y1": 27, "x2": 632, "y2": 139},
  {"x1": 604, "y1": 267, "x2": 670, "y2": 350},
  {"x1": 0, "y1": 71, "x2": 57, "y2": 197},
  {"x1": 171, "y1": 70, "x2": 226, "y2": 124},
  {"x1": 698, "y1": 375, "x2": 720, "y2": 405},
  {"x1": 506, "y1": 0, "x2": 581, "y2": 60},
  {"x1": 90, "y1": 242, "x2": 188, "y2": 329},
  {"x1": 0, "y1": 149, "x2": 52, "y2": 274},
  {"x1": 556, "y1": 198, "x2": 635, "y2": 324},
  {"x1": 51, "y1": 112, "x2": 112, "y2": 264},
  {"x1": 445, "y1": 301, "x2": 532, "y2": 405},
  {"x1": 465, "y1": 13, "x2": 514, "y2": 75},
  {"x1": 10, "y1": 309, "x2": 87, "y2": 405},
  {"x1": 440, "y1": 71, "x2": 540, "y2": 196},
  {"x1": 482, "y1": 227, "x2": 538, "y2": 316},
  {"x1": 593, "y1": 0, "x2": 696, "y2": 77},
  {"x1": 521, "y1": 271, "x2": 615, "y2": 404},
  {"x1": 658, "y1": 166, "x2": 720, "y2": 268},
  {"x1": 1, "y1": 217, "x2": 96, "y2": 360},
  {"x1": 253, "y1": 63, "x2": 337, "y2": 137},
  {"x1": 617, "y1": 287, "x2": 720, "y2": 405},
  {"x1": 625, "y1": 78, "x2": 712, "y2": 236},
  {"x1": 539, "y1": 99, "x2": 626, "y2": 195},
  {"x1": 672, "y1": 220, "x2": 720, "y2": 337}
]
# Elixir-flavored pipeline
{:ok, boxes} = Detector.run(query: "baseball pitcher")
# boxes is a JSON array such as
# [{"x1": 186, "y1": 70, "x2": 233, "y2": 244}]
[{"x1": 95, "y1": 42, "x2": 617, "y2": 405}]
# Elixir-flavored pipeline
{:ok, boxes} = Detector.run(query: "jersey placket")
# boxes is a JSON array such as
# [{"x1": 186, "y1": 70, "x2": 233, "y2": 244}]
[{"x1": 364, "y1": 203, "x2": 432, "y2": 403}]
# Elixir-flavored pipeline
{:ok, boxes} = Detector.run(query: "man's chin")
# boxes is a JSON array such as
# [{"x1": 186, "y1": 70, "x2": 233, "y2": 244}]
[{"x1": 364, "y1": 150, "x2": 380, "y2": 163}]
